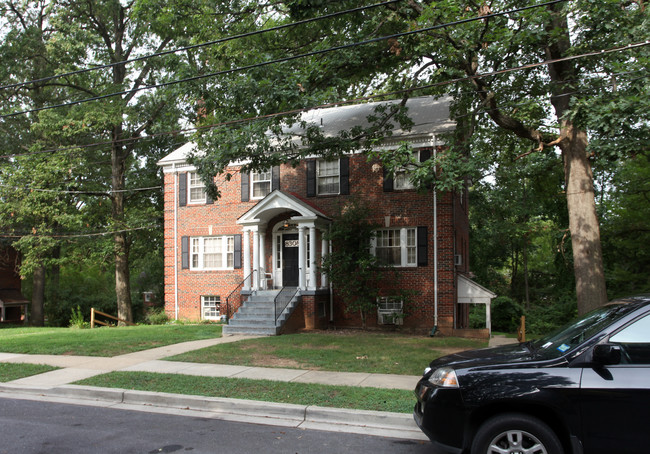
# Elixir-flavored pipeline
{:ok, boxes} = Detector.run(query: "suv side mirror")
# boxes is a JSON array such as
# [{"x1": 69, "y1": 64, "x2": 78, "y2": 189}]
[{"x1": 593, "y1": 343, "x2": 622, "y2": 365}]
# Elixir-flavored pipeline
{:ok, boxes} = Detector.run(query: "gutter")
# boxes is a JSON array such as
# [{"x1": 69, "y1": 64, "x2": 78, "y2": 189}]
[
  {"x1": 433, "y1": 141, "x2": 439, "y2": 334},
  {"x1": 174, "y1": 165, "x2": 179, "y2": 320}
]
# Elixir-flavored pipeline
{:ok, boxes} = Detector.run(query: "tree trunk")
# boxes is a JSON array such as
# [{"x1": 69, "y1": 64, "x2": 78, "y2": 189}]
[
  {"x1": 561, "y1": 127, "x2": 608, "y2": 315},
  {"x1": 545, "y1": 4, "x2": 608, "y2": 314},
  {"x1": 31, "y1": 265, "x2": 45, "y2": 326},
  {"x1": 112, "y1": 124, "x2": 133, "y2": 325}
]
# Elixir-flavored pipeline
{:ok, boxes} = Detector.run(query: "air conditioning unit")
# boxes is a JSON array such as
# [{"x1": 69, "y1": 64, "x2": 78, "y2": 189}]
[
  {"x1": 454, "y1": 254, "x2": 463, "y2": 266},
  {"x1": 378, "y1": 312, "x2": 403, "y2": 325}
]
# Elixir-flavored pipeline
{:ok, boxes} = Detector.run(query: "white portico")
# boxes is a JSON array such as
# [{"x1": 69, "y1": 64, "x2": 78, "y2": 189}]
[{"x1": 237, "y1": 190, "x2": 331, "y2": 292}]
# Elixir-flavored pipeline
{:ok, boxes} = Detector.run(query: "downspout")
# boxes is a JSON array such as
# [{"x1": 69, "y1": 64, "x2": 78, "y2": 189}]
[
  {"x1": 431, "y1": 141, "x2": 439, "y2": 336},
  {"x1": 174, "y1": 165, "x2": 179, "y2": 320},
  {"x1": 328, "y1": 226, "x2": 334, "y2": 322}
]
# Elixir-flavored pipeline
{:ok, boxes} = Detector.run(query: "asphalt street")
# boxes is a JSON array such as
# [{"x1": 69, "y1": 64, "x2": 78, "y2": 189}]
[{"x1": 0, "y1": 398, "x2": 438, "y2": 454}]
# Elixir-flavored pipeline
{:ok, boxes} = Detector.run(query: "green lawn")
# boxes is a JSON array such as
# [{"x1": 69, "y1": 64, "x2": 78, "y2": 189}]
[
  {"x1": 0, "y1": 324, "x2": 222, "y2": 357},
  {"x1": 0, "y1": 363, "x2": 59, "y2": 382},
  {"x1": 76, "y1": 371, "x2": 415, "y2": 413},
  {"x1": 168, "y1": 331, "x2": 486, "y2": 375}
]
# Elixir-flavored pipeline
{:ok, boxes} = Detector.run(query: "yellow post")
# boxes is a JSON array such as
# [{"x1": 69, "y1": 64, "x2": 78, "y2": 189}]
[
  {"x1": 90, "y1": 308, "x2": 95, "y2": 329},
  {"x1": 517, "y1": 315, "x2": 526, "y2": 342}
]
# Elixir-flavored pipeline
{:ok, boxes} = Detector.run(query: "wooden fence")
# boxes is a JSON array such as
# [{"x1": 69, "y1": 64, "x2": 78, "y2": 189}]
[{"x1": 90, "y1": 308, "x2": 135, "y2": 328}]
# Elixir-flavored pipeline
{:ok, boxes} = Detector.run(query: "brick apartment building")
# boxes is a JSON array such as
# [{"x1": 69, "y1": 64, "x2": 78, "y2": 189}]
[{"x1": 158, "y1": 96, "x2": 495, "y2": 336}]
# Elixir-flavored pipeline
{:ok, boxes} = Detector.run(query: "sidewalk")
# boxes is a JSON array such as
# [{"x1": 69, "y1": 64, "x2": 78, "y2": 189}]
[
  {"x1": 1, "y1": 334, "x2": 512, "y2": 439},
  {"x1": 0, "y1": 335, "x2": 426, "y2": 441}
]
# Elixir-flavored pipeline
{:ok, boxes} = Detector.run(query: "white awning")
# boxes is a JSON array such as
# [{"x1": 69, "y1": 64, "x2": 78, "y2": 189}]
[
  {"x1": 457, "y1": 275, "x2": 496, "y2": 334},
  {"x1": 457, "y1": 274, "x2": 496, "y2": 304}
]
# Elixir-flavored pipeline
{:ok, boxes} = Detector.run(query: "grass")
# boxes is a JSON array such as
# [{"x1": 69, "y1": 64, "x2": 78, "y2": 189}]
[
  {"x1": 168, "y1": 331, "x2": 487, "y2": 375},
  {"x1": 0, "y1": 363, "x2": 59, "y2": 382},
  {"x1": 0, "y1": 324, "x2": 222, "y2": 357},
  {"x1": 76, "y1": 371, "x2": 415, "y2": 413}
]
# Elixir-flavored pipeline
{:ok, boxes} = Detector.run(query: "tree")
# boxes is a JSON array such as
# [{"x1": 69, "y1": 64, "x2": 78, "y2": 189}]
[
  {"x1": 189, "y1": 0, "x2": 649, "y2": 316},
  {"x1": 320, "y1": 201, "x2": 383, "y2": 329}
]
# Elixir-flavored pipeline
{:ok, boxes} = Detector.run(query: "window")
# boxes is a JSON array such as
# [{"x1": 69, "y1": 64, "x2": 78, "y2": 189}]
[
  {"x1": 610, "y1": 314, "x2": 650, "y2": 364},
  {"x1": 251, "y1": 169, "x2": 272, "y2": 199},
  {"x1": 189, "y1": 172, "x2": 206, "y2": 203},
  {"x1": 201, "y1": 296, "x2": 221, "y2": 320},
  {"x1": 317, "y1": 159, "x2": 340, "y2": 195},
  {"x1": 190, "y1": 236, "x2": 235, "y2": 270},
  {"x1": 377, "y1": 296, "x2": 404, "y2": 325},
  {"x1": 394, "y1": 169, "x2": 416, "y2": 190},
  {"x1": 374, "y1": 228, "x2": 417, "y2": 267}
]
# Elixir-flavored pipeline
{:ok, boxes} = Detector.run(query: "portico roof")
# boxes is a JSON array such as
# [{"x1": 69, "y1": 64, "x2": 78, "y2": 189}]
[{"x1": 237, "y1": 190, "x2": 331, "y2": 227}]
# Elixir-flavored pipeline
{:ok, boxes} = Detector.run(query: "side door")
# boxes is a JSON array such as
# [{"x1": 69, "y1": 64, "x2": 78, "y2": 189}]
[{"x1": 580, "y1": 313, "x2": 650, "y2": 454}]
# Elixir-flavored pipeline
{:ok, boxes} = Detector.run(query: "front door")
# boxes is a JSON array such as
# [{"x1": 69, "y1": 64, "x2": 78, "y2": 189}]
[{"x1": 282, "y1": 234, "x2": 299, "y2": 287}]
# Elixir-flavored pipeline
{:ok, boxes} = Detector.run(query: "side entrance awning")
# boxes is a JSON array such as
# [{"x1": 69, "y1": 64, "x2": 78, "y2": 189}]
[
  {"x1": 0, "y1": 289, "x2": 30, "y2": 323},
  {"x1": 457, "y1": 275, "x2": 497, "y2": 334}
]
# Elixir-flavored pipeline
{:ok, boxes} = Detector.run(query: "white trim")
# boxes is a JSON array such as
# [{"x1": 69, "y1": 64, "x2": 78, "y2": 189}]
[{"x1": 189, "y1": 236, "x2": 235, "y2": 270}]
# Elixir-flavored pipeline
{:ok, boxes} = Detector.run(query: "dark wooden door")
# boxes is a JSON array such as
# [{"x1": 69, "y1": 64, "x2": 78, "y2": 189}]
[{"x1": 282, "y1": 234, "x2": 299, "y2": 287}]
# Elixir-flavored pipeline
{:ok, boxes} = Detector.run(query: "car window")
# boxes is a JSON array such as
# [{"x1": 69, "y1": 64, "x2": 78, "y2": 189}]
[
  {"x1": 609, "y1": 314, "x2": 650, "y2": 365},
  {"x1": 532, "y1": 304, "x2": 639, "y2": 360},
  {"x1": 610, "y1": 314, "x2": 650, "y2": 343}
]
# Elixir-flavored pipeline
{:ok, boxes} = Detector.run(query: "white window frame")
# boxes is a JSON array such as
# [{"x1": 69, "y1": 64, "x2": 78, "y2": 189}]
[
  {"x1": 317, "y1": 159, "x2": 340, "y2": 195},
  {"x1": 188, "y1": 171, "x2": 206, "y2": 204},
  {"x1": 201, "y1": 295, "x2": 221, "y2": 320},
  {"x1": 377, "y1": 296, "x2": 404, "y2": 324},
  {"x1": 393, "y1": 150, "x2": 427, "y2": 190},
  {"x1": 372, "y1": 228, "x2": 417, "y2": 267},
  {"x1": 190, "y1": 236, "x2": 235, "y2": 270},
  {"x1": 251, "y1": 169, "x2": 272, "y2": 199}
]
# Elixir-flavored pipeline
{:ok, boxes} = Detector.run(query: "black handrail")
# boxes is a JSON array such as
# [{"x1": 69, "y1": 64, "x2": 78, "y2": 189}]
[
  {"x1": 274, "y1": 286, "x2": 300, "y2": 324},
  {"x1": 225, "y1": 271, "x2": 254, "y2": 323}
]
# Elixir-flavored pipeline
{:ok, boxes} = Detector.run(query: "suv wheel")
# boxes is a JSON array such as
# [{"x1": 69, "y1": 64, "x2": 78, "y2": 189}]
[{"x1": 471, "y1": 413, "x2": 564, "y2": 454}]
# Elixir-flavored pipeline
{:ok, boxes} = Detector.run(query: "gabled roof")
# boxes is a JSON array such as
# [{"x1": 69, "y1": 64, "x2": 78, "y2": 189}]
[
  {"x1": 158, "y1": 95, "x2": 454, "y2": 167},
  {"x1": 457, "y1": 274, "x2": 497, "y2": 305},
  {"x1": 237, "y1": 190, "x2": 331, "y2": 226}
]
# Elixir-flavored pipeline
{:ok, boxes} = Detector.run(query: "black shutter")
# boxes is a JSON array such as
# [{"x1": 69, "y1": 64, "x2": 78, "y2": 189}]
[
  {"x1": 340, "y1": 156, "x2": 350, "y2": 195},
  {"x1": 306, "y1": 160, "x2": 316, "y2": 197},
  {"x1": 179, "y1": 173, "x2": 187, "y2": 207},
  {"x1": 383, "y1": 167, "x2": 394, "y2": 192},
  {"x1": 272, "y1": 166, "x2": 280, "y2": 191},
  {"x1": 233, "y1": 234, "x2": 242, "y2": 269},
  {"x1": 241, "y1": 171, "x2": 250, "y2": 202},
  {"x1": 417, "y1": 226, "x2": 428, "y2": 267},
  {"x1": 419, "y1": 149, "x2": 431, "y2": 162},
  {"x1": 181, "y1": 236, "x2": 190, "y2": 269}
]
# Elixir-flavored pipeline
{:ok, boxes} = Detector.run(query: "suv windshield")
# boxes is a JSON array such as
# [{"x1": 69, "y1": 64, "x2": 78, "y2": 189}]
[{"x1": 532, "y1": 303, "x2": 637, "y2": 360}]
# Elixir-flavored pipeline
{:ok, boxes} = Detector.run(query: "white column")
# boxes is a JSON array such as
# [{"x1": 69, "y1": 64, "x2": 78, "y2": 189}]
[
  {"x1": 298, "y1": 225, "x2": 306, "y2": 290},
  {"x1": 259, "y1": 231, "x2": 266, "y2": 289},
  {"x1": 309, "y1": 225, "x2": 317, "y2": 290},
  {"x1": 252, "y1": 228, "x2": 260, "y2": 291},
  {"x1": 321, "y1": 233, "x2": 328, "y2": 288},
  {"x1": 243, "y1": 229, "x2": 251, "y2": 291}
]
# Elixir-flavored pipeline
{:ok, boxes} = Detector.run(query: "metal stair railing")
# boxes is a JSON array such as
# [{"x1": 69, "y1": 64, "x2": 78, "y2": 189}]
[
  {"x1": 274, "y1": 286, "x2": 299, "y2": 324},
  {"x1": 225, "y1": 271, "x2": 254, "y2": 323}
]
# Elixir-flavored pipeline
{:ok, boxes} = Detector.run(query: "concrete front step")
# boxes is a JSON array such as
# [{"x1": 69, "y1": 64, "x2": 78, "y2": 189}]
[{"x1": 222, "y1": 324, "x2": 279, "y2": 336}]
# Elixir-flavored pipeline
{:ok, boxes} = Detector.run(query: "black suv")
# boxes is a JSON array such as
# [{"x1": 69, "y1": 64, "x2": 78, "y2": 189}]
[{"x1": 414, "y1": 296, "x2": 650, "y2": 454}]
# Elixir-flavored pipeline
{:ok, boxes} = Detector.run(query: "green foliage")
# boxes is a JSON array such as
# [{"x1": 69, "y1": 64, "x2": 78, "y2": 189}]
[
  {"x1": 146, "y1": 308, "x2": 169, "y2": 325},
  {"x1": 490, "y1": 297, "x2": 524, "y2": 333},
  {"x1": 321, "y1": 200, "x2": 382, "y2": 328},
  {"x1": 68, "y1": 305, "x2": 88, "y2": 329}
]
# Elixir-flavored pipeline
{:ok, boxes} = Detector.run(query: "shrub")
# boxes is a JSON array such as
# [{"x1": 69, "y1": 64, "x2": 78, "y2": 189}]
[
  {"x1": 146, "y1": 308, "x2": 169, "y2": 325},
  {"x1": 491, "y1": 296, "x2": 524, "y2": 332},
  {"x1": 69, "y1": 305, "x2": 89, "y2": 329}
]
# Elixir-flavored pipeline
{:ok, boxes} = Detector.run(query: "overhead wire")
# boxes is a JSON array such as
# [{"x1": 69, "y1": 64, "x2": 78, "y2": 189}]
[
  {"x1": 0, "y1": 0, "x2": 569, "y2": 119},
  {"x1": 0, "y1": 0, "x2": 401, "y2": 92},
  {"x1": 1, "y1": 39, "x2": 647, "y2": 161}
]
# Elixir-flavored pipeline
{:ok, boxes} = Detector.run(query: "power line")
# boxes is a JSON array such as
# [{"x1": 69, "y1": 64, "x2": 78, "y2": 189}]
[
  {"x1": 0, "y1": 0, "x2": 568, "y2": 119},
  {"x1": 0, "y1": 183, "x2": 162, "y2": 194},
  {"x1": 1, "y1": 39, "x2": 646, "y2": 161},
  {"x1": 0, "y1": 0, "x2": 400, "y2": 92},
  {"x1": 0, "y1": 225, "x2": 160, "y2": 239}
]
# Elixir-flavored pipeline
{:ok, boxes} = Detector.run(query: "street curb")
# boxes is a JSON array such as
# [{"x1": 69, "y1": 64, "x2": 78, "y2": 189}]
[{"x1": 0, "y1": 383, "x2": 424, "y2": 439}]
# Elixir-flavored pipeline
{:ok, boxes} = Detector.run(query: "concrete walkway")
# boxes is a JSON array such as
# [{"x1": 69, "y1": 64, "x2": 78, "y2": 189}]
[
  {"x1": 0, "y1": 334, "x2": 516, "y2": 440},
  {"x1": 0, "y1": 335, "x2": 426, "y2": 441}
]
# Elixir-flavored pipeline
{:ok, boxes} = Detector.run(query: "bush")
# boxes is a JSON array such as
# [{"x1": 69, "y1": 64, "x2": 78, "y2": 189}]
[
  {"x1": 146, "y1": 308, "x2": 169, "y2": 325},
  {"x1": 69, "y1": 305, "x2": 89, "y2": 329},
  {"x1": 491, "y1": 296, "x2": 524, "y2": 332}
]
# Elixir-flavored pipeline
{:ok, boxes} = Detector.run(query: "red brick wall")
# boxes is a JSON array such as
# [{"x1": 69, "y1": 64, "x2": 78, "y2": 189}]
[{"x1": 162, "y1": 151, "x2": 470, "y2": 330}]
